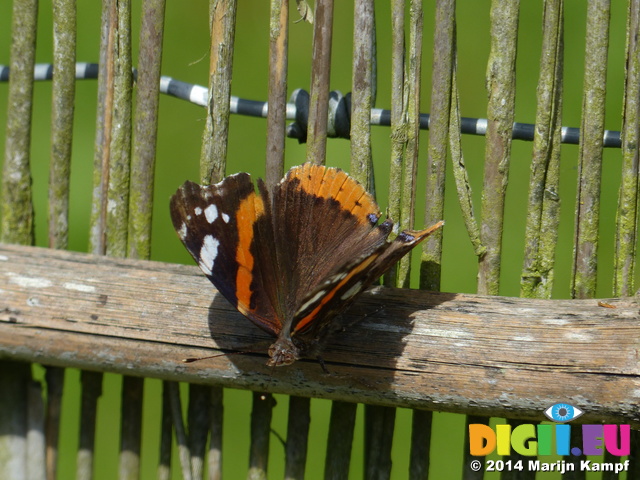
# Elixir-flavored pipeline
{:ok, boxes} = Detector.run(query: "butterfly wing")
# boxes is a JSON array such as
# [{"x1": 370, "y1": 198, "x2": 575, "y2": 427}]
[
  {"x1": 169, "y1": 175, "x2": 284, "y2": 336},
  {"x1": 170, "y1": 163, "x2": 444, "y2": 365},
  {"x1": 270, "y1": 163, "x2": 393, "y2": 321},
  {"x1": 290, "y1": 221, "x2": 444, "y2": 340}
]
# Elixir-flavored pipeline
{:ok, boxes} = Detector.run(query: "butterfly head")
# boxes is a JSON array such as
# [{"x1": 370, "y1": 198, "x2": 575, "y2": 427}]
[{"x1": 267, "y1": 337, "x2": 301, "y2": 367}]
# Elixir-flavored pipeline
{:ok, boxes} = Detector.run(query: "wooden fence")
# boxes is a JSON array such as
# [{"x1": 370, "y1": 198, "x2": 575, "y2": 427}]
[{"x1": 0, "y1": 1, "x2": 639, "y2": 479}]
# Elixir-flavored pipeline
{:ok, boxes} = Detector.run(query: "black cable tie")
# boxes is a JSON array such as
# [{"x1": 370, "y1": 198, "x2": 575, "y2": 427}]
[
  {"x1": 333, "y1": 91, "x2": 351, "y2": 140},
  {"x1": 287, "y1": 88, "x2": 309, "y2": 144}
]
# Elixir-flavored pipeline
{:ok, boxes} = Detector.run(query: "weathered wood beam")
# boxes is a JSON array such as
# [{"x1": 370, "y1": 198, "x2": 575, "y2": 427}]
[{"x1": 0, "y1": 244, "x2": 638, "y2": 426}]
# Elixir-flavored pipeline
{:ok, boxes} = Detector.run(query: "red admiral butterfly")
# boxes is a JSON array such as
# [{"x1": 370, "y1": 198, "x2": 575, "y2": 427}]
[{"x1": 170, "y1": 163, "x2": 443, "y2": 367}]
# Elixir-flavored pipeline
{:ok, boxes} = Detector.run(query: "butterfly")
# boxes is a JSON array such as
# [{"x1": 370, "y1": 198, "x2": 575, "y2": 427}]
[{"x1": 170, "y1": 163, "x2": 443, "y2": 367}]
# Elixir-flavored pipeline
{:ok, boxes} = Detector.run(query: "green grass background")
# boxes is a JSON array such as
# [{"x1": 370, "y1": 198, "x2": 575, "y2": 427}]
[{"x1": 0, "y1": 1, "x2": 633, "y2": 478}]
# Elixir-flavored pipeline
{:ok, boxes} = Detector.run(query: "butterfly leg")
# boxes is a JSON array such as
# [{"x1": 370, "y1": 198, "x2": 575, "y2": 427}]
[{"x1": 316, "y1": 356, "x2": 331, "y2": 374}]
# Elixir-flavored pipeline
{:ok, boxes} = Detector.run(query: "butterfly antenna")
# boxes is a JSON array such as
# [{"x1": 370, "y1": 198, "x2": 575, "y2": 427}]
[
  {"x1": 183, "y1": 340, "x2": 273, "y2": 363},
  {"x1": 182, "y1": 349, "x2": 253, "y2": 363}
]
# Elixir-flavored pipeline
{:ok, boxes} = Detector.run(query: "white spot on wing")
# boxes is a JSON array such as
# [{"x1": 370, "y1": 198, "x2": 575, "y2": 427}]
[
  {"x1": 194, "y1": 206, "x2": 202, "y2": 215},
  {"x1": 199, "y1": 235, "x2": 220, "y2": 275},
  {"x1": 178, "y1": 222, "x2": 187, "y2": 239},
  {"x1": 296, "y1": 290, "x2": 326, "y2": 315},
  {"x1": 222, "y1": 213, "x2": 230, "y2": 223},
  {"x1": 340, "y1": 282, "x2": 363, "y2": 301},
  {"x1": 324, "y1": 272, "x2": 347, "y2": 285},
  {"x1": 204, "y1": 204, "x2": 219, "y2": 223}
]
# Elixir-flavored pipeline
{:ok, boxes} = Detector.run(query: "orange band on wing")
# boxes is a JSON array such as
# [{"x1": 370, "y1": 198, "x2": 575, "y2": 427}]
[
  {"x1": 292, "y1": 253, "x2": 379, "y2": 333},
  {"x1": 235, "y1": 192, "x2": 265, "y2": 311},
  {"x1": 289, "y1": 164, "x2": 380, "y2": 225}
]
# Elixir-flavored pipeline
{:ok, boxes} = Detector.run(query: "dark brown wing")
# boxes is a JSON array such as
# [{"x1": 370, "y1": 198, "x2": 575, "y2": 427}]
[
  {"x1": 290, "y1": 221, "x2": 444, "y2": 339},
  {"x1": 169, "y1": 175, "x2": 284, "y2": 337},
  {"x1": 269, "y1": 163, "x2": 393, "y2": 325}
]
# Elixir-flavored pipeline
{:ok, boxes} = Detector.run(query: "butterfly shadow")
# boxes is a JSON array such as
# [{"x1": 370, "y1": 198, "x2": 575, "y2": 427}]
[
  {"x1": 203, "y1": 293, "x2": 276, "y2": 367},
  {"x1": 201, "y1": 287, "x2": 457, "y2": 392},
  {"x1": 319, "y1": 287, "x2": 458, "y2": 372}
]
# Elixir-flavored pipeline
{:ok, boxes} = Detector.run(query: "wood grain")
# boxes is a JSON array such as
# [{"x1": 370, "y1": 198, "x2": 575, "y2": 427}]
[{"x1": 0, "y1": 244, "x2": 638, "y2": 426}]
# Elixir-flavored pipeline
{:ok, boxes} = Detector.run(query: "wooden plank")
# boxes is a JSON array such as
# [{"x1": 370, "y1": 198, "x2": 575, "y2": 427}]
[
  {"x1": 77, "y1": 371, "x2": 102, "y2": 480},
  {"x1": 364, "y1": 405, "x2": 395, "y2": 479},
  {"x1": 284, "y1": 396, "x2": 310, "y2": 480},
  {"x1": 208, "y1": 386, "x2": 223, "y2": 480},
  {"x1": 248, "y1": 392, "x2": 275, "y2": 480},
  {"x1": 44, "y1": 366, "x2": 64, "y2": 479},
  {"x1": 409, "y1": 410, "x2": 432, "y2": 479},
  {"x1": 188, "y1": 383, "x2": 211, "y2": 479},
  {"x1": 119, "y1": 376, "x2": 143, "y2": 479},
  {"x1": 324, "y1": 401, "x2": 357, "y2": 480},
  {"x1": 0, "y1": 361, "x2": 30, "y2": 480},
  {"x1": 0, "y1": 244, "x2": 638, "y2": 426}
]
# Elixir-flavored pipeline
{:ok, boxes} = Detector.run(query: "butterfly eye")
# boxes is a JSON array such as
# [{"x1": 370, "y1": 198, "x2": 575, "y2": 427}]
[{"x1": 544, "y1": 403, "x2": 584, "y2": 423}]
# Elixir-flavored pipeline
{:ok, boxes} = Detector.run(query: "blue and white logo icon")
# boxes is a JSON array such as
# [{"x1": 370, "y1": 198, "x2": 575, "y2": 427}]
[{"x1": 544, "y1": 403, "x2": 584, "y2": 423}]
